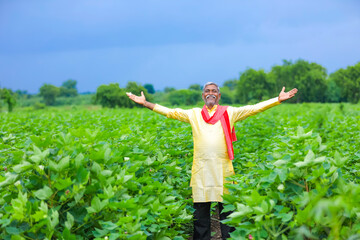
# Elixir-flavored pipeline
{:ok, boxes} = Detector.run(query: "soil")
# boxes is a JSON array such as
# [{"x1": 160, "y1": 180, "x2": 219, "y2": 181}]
[{"x1": 210, "y1": 206, "x2": 222, "y2": 239}]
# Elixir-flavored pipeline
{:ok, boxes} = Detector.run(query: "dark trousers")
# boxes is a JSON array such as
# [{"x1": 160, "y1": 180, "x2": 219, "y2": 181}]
[{"x1": 193, "y1": 202, "x2": 235, "y2": 240}]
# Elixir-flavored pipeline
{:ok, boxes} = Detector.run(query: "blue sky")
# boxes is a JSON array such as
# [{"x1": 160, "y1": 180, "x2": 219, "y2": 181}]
[{"x1": 0, "y1": 0, "x2": 359, "y2": 93}]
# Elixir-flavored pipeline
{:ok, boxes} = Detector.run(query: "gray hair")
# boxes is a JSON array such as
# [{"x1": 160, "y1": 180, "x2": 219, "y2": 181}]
[{"x1": 203, "y1": 82, "x2": 220, "y2": 93}]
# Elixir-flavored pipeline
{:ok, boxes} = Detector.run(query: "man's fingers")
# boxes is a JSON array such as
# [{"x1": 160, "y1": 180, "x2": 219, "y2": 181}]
[
  {"x1": 289, "y1": 89, "x2": 298, "y2": 95},
  {"x1": 126, "y1": 92, "x2": 137, "y2": 101},
  {"x1": 282, "y1": 86, "x2": 285, "y2": 92},
  {"x1": 141, "y1": 91, "x2": 145, "y2": 97}
]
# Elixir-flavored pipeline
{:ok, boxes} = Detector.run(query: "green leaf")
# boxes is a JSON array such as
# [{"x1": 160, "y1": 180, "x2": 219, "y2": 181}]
[
  {"x1": 54, "y1": 178, "x2": 72, "y2": 191},
  {"x1": 47, "y1": 210, "x2": 59, "y2": 230},
  {"x1": 58, "y1": 156, "x2": 70, "y2": 171},
  {"x1": 162, "y1": 196, "x2": 176, "y2": 204},
  {"x1": 13, "y1": 161, "x2": 33, "y2": 173},
  {"x1": 31, "y1": 201, "x2": 48, "y2": 222},
  {"x1": 49, "y1": 160, "x2": 58, "y2": 172},
  {"x1": 222, "y1": 204, "x2": 236, "y2": 213},
  {"x1": 333, "y1": 151, "x2": 348, "y2": 167},
  {"x1": 62, "y1": 228, "x2": 77, "y2": 240},
  {"x1": 278, "y1": 212, "x2": 293, "y2": 222},
  {"x1": 291, "y1": 127, "x2": 313, "y2": 140},
  {"x1": 275, "y1": 168, "x2": 288, "y2": 182},
  {"x1": 99, "y1": 220, "x2": 118, "y2": 230},
  {"x1": 0, "y1": 219, "x2": 11, "y2": 228},
  {"x1": 30, "y1": 155, "x2": 42, "y2": 164},
  {"x1": 273, "y1": 160, "x2": 287, "y2": 167},
  {"x1": 313, "y1": 156, "x2": 326, "y2": 164},
  {"x1": 34, "y1": 186, "x2": 53, "y2": 200},
  {"x1": 330, "y1": 171, "x2": 339, "y2": 183},
  {"x1": 294, "y1": 161, "x2": 309, "y2": 168},
  {"x1": 104, "y1": 148, "x2": 111, "y2": 163},
  {"x1": 93, "y1": 227, "x2": 109, "y2": 238},
  {"x1": 75, "y1": 153, "x2": 84, "y2": 168},
  {"x1": 76, "y1": 166, "x2": 89, "y2": 184},
  {"x1": 65, "y1": 212, "x2": 74, "y2": 230},
  {"x1": 228, "y1": 204, "x2": 253, "y2": 219},
  {"x1": 31, "y1": 210, "x2": 47, "y2": 222},
  {"x1": 104, "y1": 185, "x2": 115, "y2": 199},
  {"x1": 157, "y1": 237, "x2": 171, "y2": 240},
  {"x1": 6, "y1": 226, "x2": 21, "y2": 235},
  {"x1": 304, "y1": 150, "x2": 315, "y2": 163},
  {"x1": 91, "y1": 162, "x2": 101, "y2": 176},
  {"x1": 101, "y1": 170, "x2": 113, "y2": 177},
  {"x1": 74, "y1": 188, "x2": 86, "y2": 203},
  {"x1": 11, "y1": 198, "x2": 25, "y2": 220},
  {"x1": 33, "y1": 145, "x2": 42, "y2": 155},
  {"x1": 295, "y1": 150, "x2": 318, "y2": 168},
  {"x1": 30, "y1": 145, "x2": 49, "y2": 164},
  {"x1": 86, "y1": 197, "x2": 108, "y2": 213},
  {"x1": 0, "y1": 172, "x2": 18, "y2": 188}
]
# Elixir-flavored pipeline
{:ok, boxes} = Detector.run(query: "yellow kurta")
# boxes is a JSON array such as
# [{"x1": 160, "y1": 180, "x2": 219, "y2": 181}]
[{"x1": 153, "y1": 97, "x2": 280, "y2": 202}]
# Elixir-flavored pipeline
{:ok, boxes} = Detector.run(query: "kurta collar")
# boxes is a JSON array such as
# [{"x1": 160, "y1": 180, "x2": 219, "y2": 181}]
[{"x1": 206, "y1": 104, "x2": 218, "y2": 114}]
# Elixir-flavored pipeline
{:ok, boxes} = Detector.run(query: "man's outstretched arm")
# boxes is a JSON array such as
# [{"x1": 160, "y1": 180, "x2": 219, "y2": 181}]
[
  {"x1": 126, "y1": 91, "x2": 191, "y2": 122},
  {"x1": 126, "y1": 91, "x2": 155, "y2": 110},
  {"x1": 232, "y1": 86, "x2": 298, "y2": 122}
]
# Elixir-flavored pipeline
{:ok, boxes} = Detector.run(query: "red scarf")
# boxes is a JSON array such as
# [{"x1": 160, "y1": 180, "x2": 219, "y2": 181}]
[{"x1": 201, "y1": 105, "x2": 237, "y2": 160}]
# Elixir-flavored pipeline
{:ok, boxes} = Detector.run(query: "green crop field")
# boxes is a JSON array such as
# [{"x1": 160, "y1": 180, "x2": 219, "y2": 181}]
[{"x1": 0, "y1": 103, "x2": 359, "y2": 240}]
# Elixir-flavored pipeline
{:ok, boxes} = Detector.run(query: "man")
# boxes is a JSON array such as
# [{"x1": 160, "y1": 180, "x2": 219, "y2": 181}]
[{"x1": 126, "y1": 83, "x2": 298, "y2": 239}]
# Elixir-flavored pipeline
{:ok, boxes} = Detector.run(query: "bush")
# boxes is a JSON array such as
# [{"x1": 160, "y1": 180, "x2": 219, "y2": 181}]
[
  {"x1": 33, "y1": 102, "x2": 46, "y2": 110},
  {"x1": 95, "y1": 83, "x2": 127, "y2": 108},
  {"x1": 167, "y1": 89, "x2": 201, "y2": 106}
]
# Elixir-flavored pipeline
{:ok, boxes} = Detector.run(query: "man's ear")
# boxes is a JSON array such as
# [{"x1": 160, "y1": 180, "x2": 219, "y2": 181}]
[
  {"x1": 202, "y1": 92, "x2": 205, "y2": 101},
  {"x1": 218, "y1": 93, "x2": 221, "y2": 101}
]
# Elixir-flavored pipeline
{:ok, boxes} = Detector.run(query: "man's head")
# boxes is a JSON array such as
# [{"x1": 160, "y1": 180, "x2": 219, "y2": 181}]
[{"x1": 202, "y1": 82, "x2": 221, "y2": 109}]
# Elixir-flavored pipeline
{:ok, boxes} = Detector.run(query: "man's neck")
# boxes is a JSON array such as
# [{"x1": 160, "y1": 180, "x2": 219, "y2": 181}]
[{"x1": 206, "y1": 104, "x2": 217, "y2": 111}]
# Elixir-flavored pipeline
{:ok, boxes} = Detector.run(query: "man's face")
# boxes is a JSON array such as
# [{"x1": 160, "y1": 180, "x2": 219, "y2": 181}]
[{"x1": 202, "y1": 84, "x2": 221, "y2": 107}]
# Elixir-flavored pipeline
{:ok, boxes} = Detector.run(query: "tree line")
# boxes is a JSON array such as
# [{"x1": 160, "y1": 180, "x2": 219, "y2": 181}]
[
  {"x1": 1, "y1": 59, "x2": 359, "y2": 111},
  {"x1": 95, "y1": 59, "x2": 360, "y2": 108}
]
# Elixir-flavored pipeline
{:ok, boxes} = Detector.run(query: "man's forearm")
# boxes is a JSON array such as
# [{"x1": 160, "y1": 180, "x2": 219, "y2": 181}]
[{"x1": 143, "y1": 101, "x2": 155, "y2": 110}]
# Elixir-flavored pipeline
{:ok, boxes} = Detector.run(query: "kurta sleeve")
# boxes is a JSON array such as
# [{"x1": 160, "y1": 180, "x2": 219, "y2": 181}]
[
  {"x1": 230, "y1": 97, "x2": 281, "y2": 123},
  {"x1": 153, "y1": 104, "x2": 191, "y2": 123}
]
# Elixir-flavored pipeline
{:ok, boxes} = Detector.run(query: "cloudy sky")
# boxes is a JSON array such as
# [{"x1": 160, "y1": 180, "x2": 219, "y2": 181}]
[{"x1": 0, "y1": 0, "x2": 359, "y2": 93}]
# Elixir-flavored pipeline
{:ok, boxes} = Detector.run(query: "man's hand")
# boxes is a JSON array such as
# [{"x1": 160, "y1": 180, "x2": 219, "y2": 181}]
[
  {"x1": 126, "y1": 91, "x2": 146, "y2": 105},
  {"x1": 278, "y1": 87, "x2": 298, "y2": 103}
]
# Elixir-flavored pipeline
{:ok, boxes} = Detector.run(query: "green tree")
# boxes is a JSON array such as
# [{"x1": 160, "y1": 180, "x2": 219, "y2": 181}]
[
  {"x1": 189, "y1": 84, "x2": 202, "y2": 91},
  {"x1": 325, "y1": 78, "x2": 341, "y2": 102},
  {"x1": 0, "y1": 88, "x2": 16, "y2": 112},
  {"x1": 223, "y1": 79, "x2": 238, "y2": 91},
  {"x1": 167, "y1": 89, "x2": 201, "y2": 106},
  {"x1": 268, "y1": 59, "x2": 327, "y2": 103},
  {"x1": 164, "y1": 87, "x2": 176, "y2": 93},
  {"x1": 330, "y1": 62, "x2": 360, "y2": 103},
  {"x1": 95, "y1": 83, "x2": 127, "y2": 108},
  {"x1": 144, "y1": 84, "x2": 155, "y2": 94},
  {"x1": 125, "y1": 82, "x2": 152, "y2": 108},
  {"x1": 62, "y1": 79, "x2": 77, "y2": 89},
  {"x1": 236, "y1": 68, "x2": 274, "y2": 104},
  {"x1": 219, "y1": 87, "x2": 233, "y2": 104},
  {"x1": 59, "y1": 79, "x2": 78, "y2": 97},
  {"x1": 39, "y1": 84, "x2": 60, "y2": 106}
]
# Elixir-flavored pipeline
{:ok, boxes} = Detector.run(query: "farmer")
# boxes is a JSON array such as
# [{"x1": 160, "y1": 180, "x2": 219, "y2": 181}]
[{"x1": 126, "y1": 82, "x2": 298, "y2": 240}]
